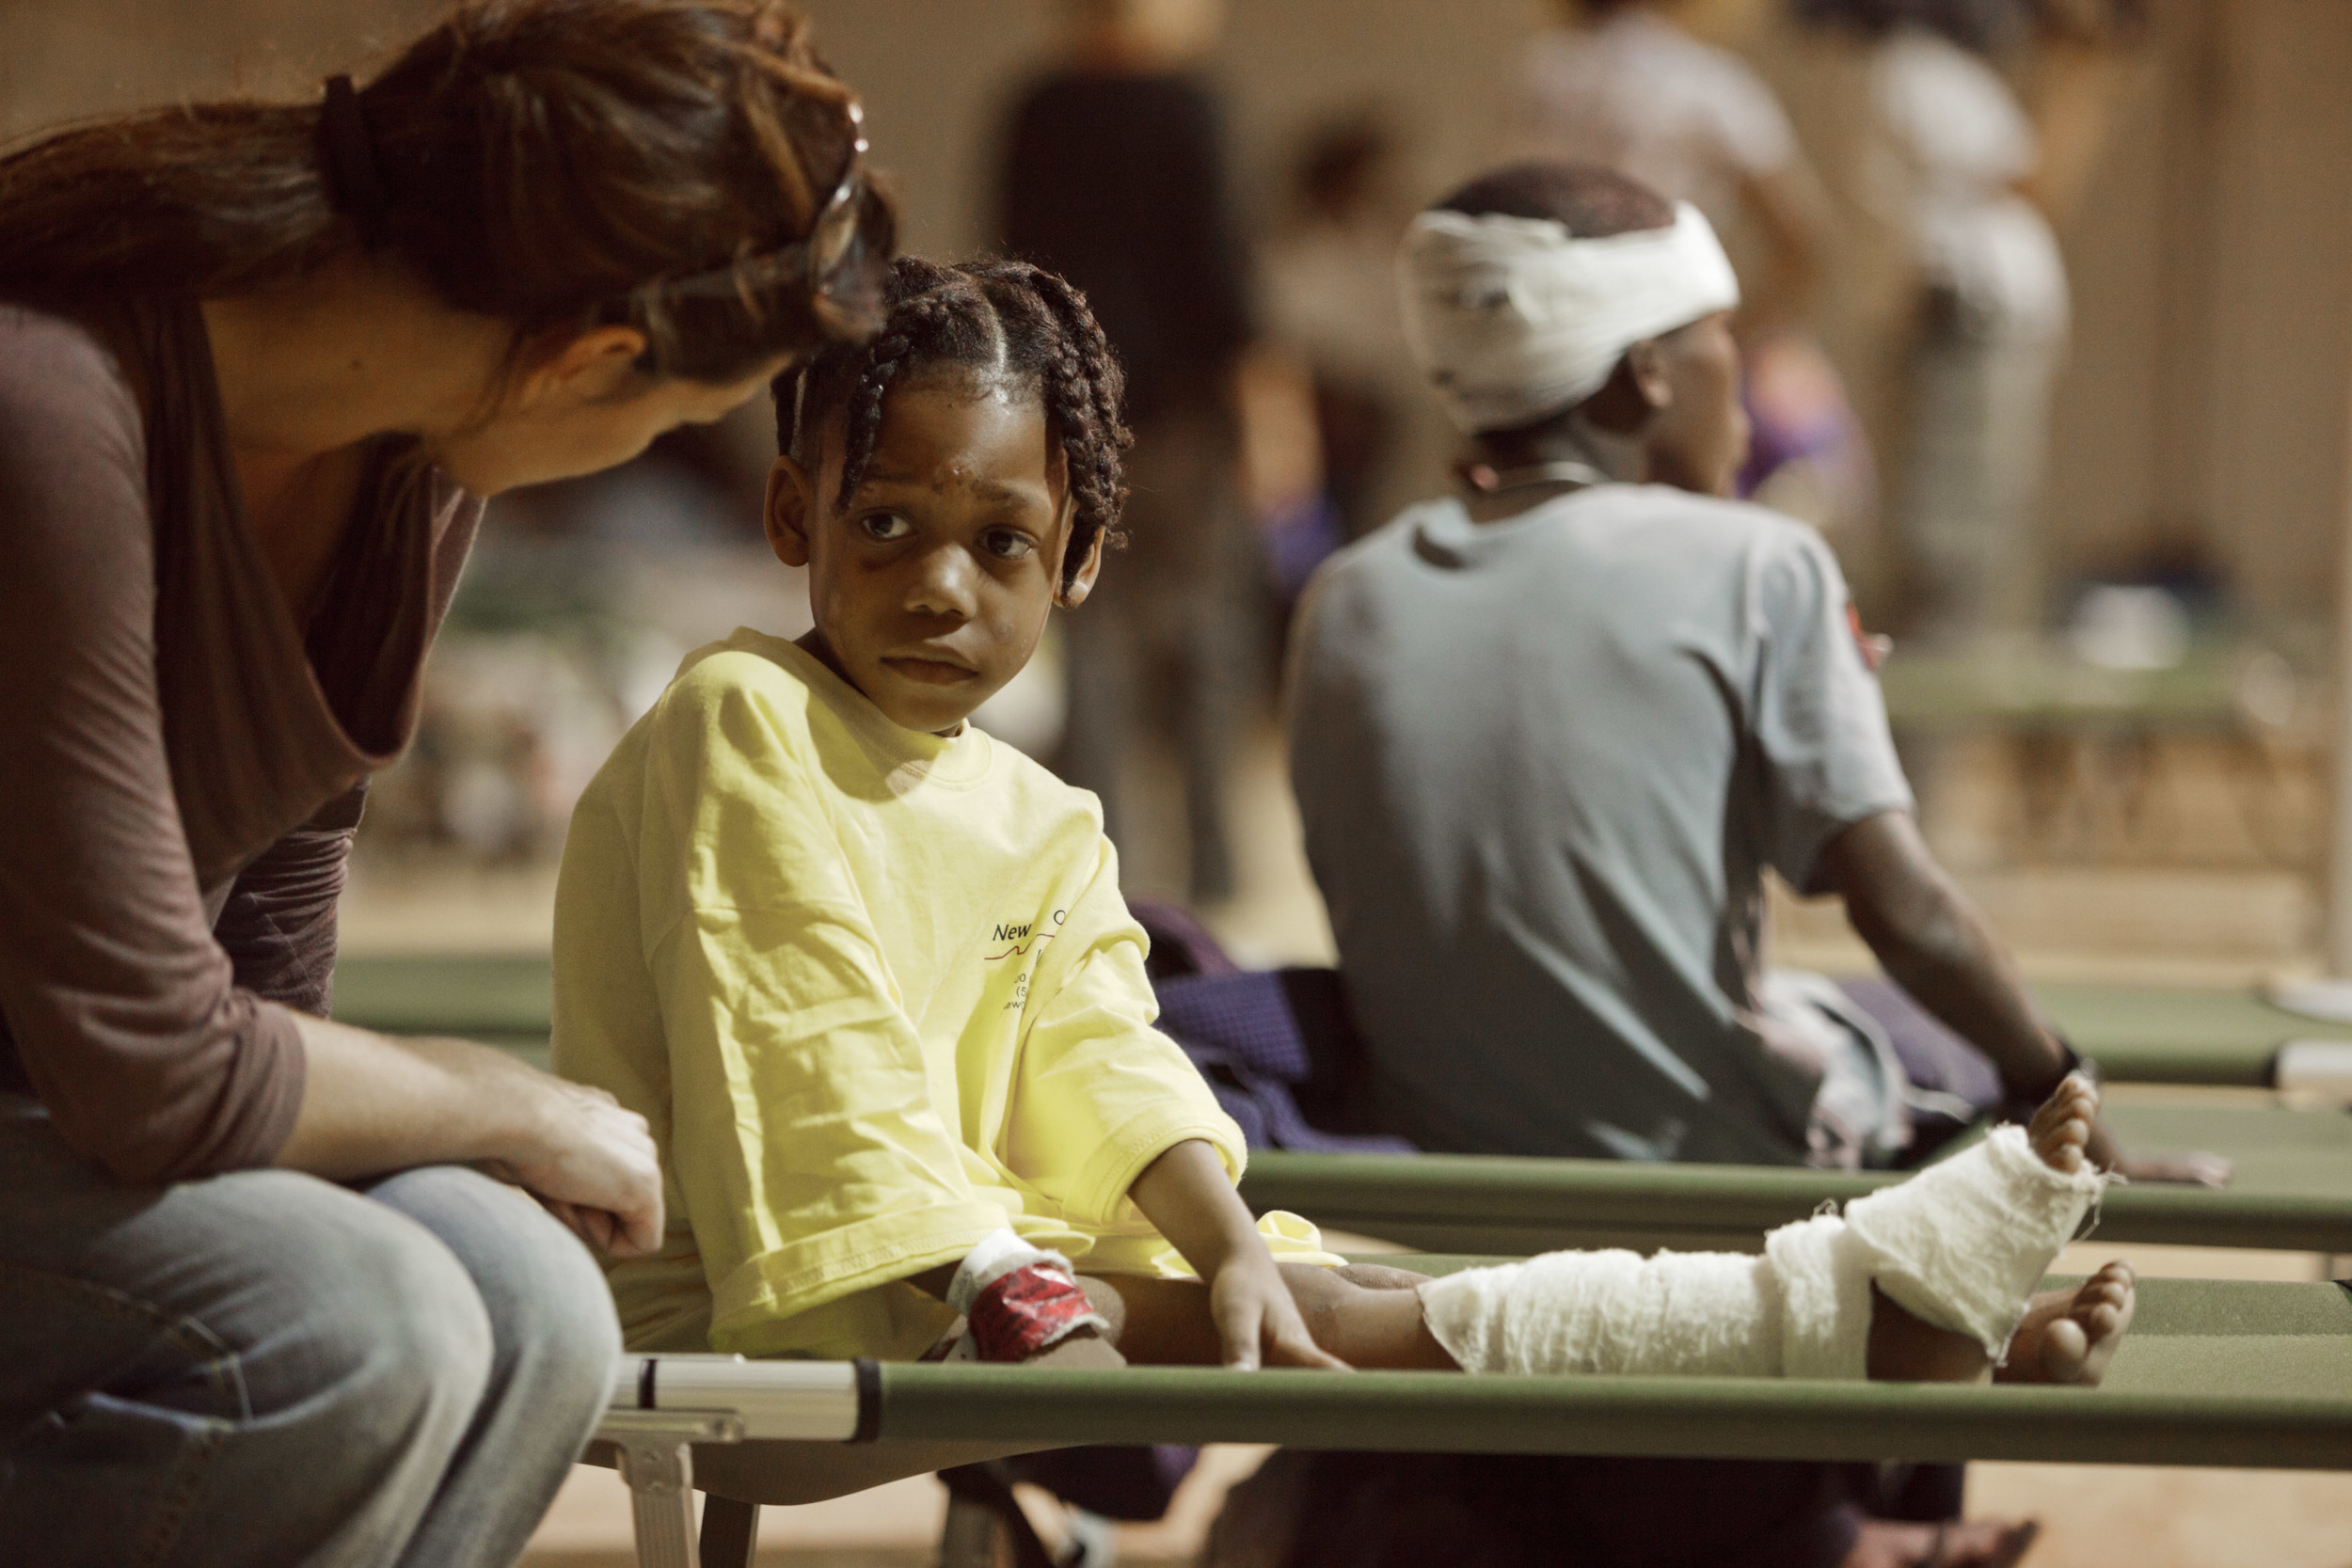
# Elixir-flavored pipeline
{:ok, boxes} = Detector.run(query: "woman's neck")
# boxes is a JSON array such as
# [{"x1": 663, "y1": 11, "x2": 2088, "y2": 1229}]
[
  {"x1": 199, "y1": 252, "x2": 506, "y2": 621},
  {"x1": 199, "y1": 250, "x2": 507, "y2": 463}
]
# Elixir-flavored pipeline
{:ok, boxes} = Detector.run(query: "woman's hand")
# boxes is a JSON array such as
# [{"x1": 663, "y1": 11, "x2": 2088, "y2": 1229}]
[
  {"x1": 279, "y1": 1016, "x2": 665, "y2": 1255},
  {"x1": 492, "y1": 1073, "x2": 665, "y2": 1256},
  {"x1": 1128, "y1": 1138, "x2": 1349, "y2": 1371}
]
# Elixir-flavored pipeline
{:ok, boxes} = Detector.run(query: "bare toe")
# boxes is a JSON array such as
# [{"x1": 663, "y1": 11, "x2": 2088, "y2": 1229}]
[
  {"x1": 2039, "y1": 1315, "x2": 2090, "y2": 1381},
  {"x1": 2047, "y1": 1263, "x2": 2137, "y2": 1386},
  {"x1": 2027, "y1": 1072, "x2": 2099, "y2": 1173}
]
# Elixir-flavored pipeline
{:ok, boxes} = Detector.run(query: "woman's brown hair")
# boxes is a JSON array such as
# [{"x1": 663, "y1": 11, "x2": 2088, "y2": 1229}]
[{"x1": 0, "y1": 0, "x2": 895, "y2": 383}]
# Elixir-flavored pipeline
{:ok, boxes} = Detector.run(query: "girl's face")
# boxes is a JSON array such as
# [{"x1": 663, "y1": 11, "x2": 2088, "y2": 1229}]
[{"x1": 764, "y1": 368, "x2": 1104, "y2": 735}]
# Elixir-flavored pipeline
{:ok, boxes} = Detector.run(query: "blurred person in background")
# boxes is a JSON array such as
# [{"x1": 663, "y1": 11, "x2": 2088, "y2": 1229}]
[
  {"x1": 1503, "y1": 0, "x2": 1879, "y2": 561},
  {"x1": 1798, "y1": 0, "x2": 2143, "y2": 641},
  {"x1": 0, "y1": 2, "x2": 892, "y2": 1561},
  {"x1": 998, "y1": 0, "x2": 1256, "y2": 902},
  {"x1": 1260, "y1": 109, "x2": 1439, "y2": 545},
  {"x1": 1280, "y1": 158, "x2": 2215, "y2": 1568}
]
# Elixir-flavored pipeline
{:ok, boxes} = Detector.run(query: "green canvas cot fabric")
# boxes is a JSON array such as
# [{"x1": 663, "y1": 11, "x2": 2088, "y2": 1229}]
[
  {"x1": 2036, "y1": 982, "x2": 2352, "y2": 1086},
  {"x1": 327, "y1": 955, "x2": 2352, "y2": 1086},
  {"x1": 857, "y1": 1273, "x2": 2352, "y2": 1468},
  {"x1": 327, "y1": 955, "x2": 2352, "y2": 1245},
  {"x1": 1235, "y1": 1099, "x2": 2352, "y2": 1255}
]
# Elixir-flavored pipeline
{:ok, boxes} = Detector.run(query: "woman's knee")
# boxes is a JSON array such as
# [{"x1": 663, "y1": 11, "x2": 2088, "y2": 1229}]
[
  {"x1": 367, "y1": 1166, "x2": 620, "y2": 1408},
  {"x1": 199, "y1": 1172, "x2": 499, "y2": 1444}
]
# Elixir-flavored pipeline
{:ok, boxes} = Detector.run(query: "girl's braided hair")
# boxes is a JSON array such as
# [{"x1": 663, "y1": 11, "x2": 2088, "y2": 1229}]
[{"x1": 777, "y1": 256, "x2": 1132, "y2": 590}]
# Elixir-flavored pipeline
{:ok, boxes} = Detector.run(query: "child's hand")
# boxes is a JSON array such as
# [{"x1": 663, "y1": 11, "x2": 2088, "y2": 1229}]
[
  {"x1": 1129, "y1": 1138, "x2": 1351, "y2": 1371},
  {"x1": 1210, "y1": 1248, "x2": 1351, "y2": 1371}
]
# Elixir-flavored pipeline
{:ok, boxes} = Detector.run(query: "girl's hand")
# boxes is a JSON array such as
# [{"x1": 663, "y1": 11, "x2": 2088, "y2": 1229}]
[
  {"x1": 1209, "y1": 1247, "x2": 1350, "y2": 1370},
  {"x1": 1128, "y1": 1138, "x2": 1352, "y2": 1371}
]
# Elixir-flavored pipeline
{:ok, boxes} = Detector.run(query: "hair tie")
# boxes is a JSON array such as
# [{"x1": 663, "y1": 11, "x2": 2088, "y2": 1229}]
[{"x1": 319, "y1": 74, "x2": 393, "y2": 248}]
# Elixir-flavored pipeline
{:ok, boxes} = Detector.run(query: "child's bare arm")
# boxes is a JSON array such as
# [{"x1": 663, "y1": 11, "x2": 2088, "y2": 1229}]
[
  {"x1": 1819, "y1": 810, "x2": 2229, "y2": 1186},
  {"x1": 1128, "y1": 1139, "x2": 1350, "y2": 1370}
]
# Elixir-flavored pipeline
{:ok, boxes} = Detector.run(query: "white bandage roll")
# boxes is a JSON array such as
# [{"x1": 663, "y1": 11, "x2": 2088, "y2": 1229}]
[{"x1": 1841, "y1": 1124, "x2": 2105, "y2": 1360}]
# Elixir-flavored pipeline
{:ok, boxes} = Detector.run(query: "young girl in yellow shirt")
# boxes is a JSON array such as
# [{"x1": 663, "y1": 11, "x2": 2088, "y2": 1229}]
[{"x1": 552, "y1": 257, "x2": 2135, "y2": 1425}]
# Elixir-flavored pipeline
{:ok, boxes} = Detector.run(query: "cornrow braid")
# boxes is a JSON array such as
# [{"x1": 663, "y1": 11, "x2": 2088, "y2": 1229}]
[{"x1": 776, "y1": 255, "x2": 1133, "y2": 591}]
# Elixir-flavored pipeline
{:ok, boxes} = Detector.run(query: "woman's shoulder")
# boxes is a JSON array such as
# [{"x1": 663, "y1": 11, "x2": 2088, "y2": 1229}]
[
  {"x1": 0, "y1": 302, "x2": 152, "y2": 570},
  {"x1": 0, "y1": 300, "x2": 142, "y2": 440}
]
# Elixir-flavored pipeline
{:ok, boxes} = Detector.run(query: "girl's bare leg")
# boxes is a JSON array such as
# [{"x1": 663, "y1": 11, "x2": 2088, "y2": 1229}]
[{"x1": 1076, "y1": 1264, "x2": 1454, "y2": 1369}]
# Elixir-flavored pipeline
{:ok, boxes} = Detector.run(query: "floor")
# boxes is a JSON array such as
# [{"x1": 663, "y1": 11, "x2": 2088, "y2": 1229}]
[{"x1": 339, "y1": 720, "x2": 2352, "y2": 1567}]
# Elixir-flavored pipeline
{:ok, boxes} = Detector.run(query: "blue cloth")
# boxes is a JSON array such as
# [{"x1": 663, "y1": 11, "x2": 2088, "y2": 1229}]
[{"x1": 1154, "y1": 971, "x2": 1412, "y2": 1154}]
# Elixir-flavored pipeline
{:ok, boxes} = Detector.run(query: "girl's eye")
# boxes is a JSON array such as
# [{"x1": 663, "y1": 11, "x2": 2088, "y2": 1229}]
[
  {"x1": 982, "y1": 530, "x2": 1037, "y2": 562},
  {"x1": 859, "y1": 511, "x2": 914, "y2": 543}
]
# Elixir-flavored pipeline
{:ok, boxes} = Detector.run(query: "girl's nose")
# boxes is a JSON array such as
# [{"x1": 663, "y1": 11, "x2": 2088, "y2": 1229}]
[{"x1": 904, "y1": 544, "x2": 977, "y2": 620}]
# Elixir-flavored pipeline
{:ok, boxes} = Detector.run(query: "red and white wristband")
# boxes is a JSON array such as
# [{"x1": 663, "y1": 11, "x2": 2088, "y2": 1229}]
[{"x1": 944, "y1": 1229, "x2": 1109, "y2": 1363}]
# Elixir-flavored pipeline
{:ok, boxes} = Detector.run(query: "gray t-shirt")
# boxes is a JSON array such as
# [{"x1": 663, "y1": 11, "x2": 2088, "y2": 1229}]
[{"x1": 1289, "y1": 484, "x2": 1913, "y2": 1165}]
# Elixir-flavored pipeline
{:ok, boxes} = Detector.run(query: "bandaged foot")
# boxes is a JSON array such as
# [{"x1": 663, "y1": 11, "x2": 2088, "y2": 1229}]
[{"x1": 1418, "y1": 1074, "x2": 2110, "y2": 1380}]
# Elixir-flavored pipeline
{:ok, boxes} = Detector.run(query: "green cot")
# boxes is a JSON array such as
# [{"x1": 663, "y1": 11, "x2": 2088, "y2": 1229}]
[{"x1": 599, "y1": 1268, "x2": 2352, "y2": 1568}]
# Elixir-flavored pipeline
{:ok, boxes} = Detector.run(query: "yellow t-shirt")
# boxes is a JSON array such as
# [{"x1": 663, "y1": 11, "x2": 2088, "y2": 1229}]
[{"x1": 552, "y1": 629, "x2": 1334, "y2": 1360}]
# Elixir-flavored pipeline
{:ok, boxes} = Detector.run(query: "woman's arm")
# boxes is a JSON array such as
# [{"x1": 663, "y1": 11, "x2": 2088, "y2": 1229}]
[
  {"x1": 1129, "y1": 1139, "x2": 1347, "y2": 1370},
  {"x1": 213, "y1": 787, "x2": 365, "y2": 1015},
  {"x1": 0, "y1": 315, "x2": 312, "y2": 1182},
  {"x1": 277, "y1": 1015, "x2": 663, "y2": 1254}
]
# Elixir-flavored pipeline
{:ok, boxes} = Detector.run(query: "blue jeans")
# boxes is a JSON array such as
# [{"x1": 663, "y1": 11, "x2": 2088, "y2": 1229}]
[{"x1": 0, "y1": 1095, "x2": 619, "y2": 1567}]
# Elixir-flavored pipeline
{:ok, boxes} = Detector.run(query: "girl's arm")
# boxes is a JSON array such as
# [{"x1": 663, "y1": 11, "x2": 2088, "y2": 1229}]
[{"x1": 1128, "y1": 1139, "x2": 1349, "y2": 1370}]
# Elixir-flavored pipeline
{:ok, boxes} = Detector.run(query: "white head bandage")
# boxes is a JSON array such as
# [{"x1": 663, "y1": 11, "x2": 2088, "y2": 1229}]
[{"x1": 1399, "y1": 201, "x2": 1741, "y2": 434}]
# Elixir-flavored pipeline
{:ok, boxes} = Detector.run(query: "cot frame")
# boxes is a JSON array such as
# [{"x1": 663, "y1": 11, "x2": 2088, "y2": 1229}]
[{"x1": 598, "y1": 1275, "x2": 2352, "y2": 1567}]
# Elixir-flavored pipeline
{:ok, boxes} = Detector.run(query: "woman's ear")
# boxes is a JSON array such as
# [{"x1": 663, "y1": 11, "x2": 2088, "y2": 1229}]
[
  {"x1": 511, "y1": 325, "x2": 650, "y2": 409},
  {"x1": 765, "y1": 455, "x2": 819, "y2": 568}
]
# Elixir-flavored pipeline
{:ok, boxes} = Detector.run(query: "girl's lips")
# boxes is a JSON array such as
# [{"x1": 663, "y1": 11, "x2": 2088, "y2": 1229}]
[{"x1": 882, "y1": 655, "x2": 979, "y2": 686}]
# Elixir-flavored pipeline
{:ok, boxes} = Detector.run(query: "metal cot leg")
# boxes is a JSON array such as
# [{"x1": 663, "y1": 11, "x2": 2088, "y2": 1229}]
[
  {"x1": 698, "y1": 1496, "x2": 760, "y2": 1568},
  {"x1": 611, "y1": 1430, "x2": 702, "y2": 1568}
]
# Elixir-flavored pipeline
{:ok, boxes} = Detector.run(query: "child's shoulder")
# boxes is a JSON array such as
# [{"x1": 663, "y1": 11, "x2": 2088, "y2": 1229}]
[
  {"x1": 976, "y1": 724, "x2": 1106, "y2": 825},
  {"x1": 644, "y1": 627, "x2": 833, "y2": 762},
  {"x1": 661, "y1": 627, "x2": 818, "y2": 715}
]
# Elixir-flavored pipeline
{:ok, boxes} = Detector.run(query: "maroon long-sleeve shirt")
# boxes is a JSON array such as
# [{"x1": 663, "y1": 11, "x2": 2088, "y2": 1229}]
[{"x1": 0, "y1": 297, "x2": 482, "y2": 1183}]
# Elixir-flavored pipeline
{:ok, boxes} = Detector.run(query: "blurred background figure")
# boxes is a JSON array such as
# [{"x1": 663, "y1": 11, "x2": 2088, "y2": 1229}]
[
  {"x1": 1258, "y1": 108, "x2": 1447, "y2": 549},
  {"x1": 1502, "y1": 0, "x2": 1878, "y2": 560},
  {"x1": 1800, "y1": 0, "x2": 2139, "y2": 642},
  {"x1": 997, "y1": 0, "x2": 1256, "y2": 902}
]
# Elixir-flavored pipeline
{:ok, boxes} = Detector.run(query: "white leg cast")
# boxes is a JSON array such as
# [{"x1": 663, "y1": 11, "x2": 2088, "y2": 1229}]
[
  {"x1": 1416, "y1": 1129, "x2": 2102, "y2": 1381},
  {"x1": 1763, "y1": 1213, "x2": 1876, "y2": 1381},
  {"x1": 1419, "y1": 1248, "x2": 1783, "y2": 1377}
]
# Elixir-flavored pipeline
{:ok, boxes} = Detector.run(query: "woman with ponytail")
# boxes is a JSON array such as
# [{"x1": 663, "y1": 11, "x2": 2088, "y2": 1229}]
[{"x1": 0, "y1": 4, "x2": 892, "y2": 1560}]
